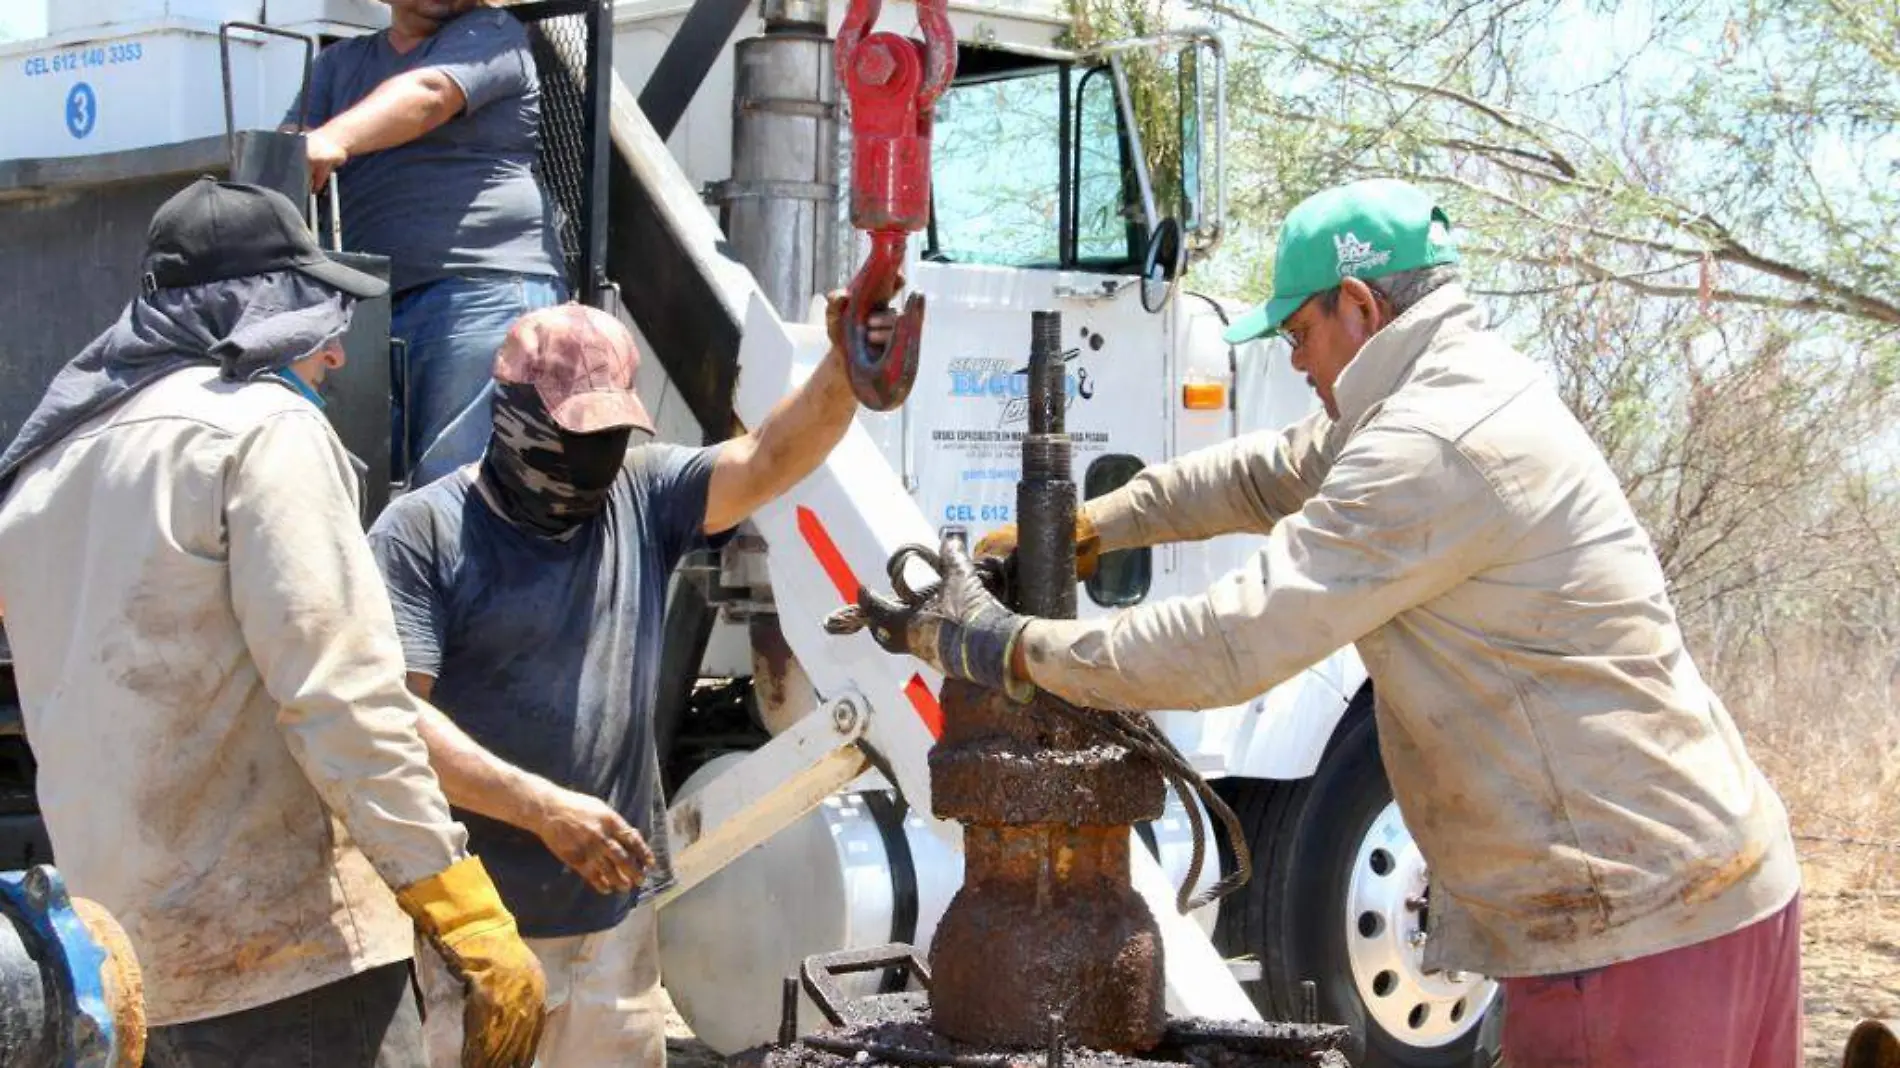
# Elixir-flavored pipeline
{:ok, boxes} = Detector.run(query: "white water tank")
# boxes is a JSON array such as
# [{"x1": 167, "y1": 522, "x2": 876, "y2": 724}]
[
  {"x1": 0, "y1": 2, "x2": 388, "y2": 163},
  {"x1": 0, "y1": 24, "x2": 305, "y2": 160},
  {"x1": 49, "y1": 2, "x2": 252, "y2": 35},
  {"x1": 47, "y1": 1, "x2": 385, "y2": 36},
  {"x1": 658, "y1": 754, "x2": 962, "y2": 1054},
  {"x1": 260, "y1": 0, "x2": 388, "y2": 33}
]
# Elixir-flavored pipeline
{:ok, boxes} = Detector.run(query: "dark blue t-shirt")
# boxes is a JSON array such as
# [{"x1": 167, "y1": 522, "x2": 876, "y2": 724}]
[
  {"x1": 367, "y1": 444, "x2": 719, "y2": 937},
  {"x1": 295, "y1": 8, "x2": 563, "y2": 292}
]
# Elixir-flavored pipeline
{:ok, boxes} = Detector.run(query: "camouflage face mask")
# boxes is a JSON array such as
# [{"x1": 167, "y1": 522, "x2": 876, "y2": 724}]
[{"x1": 479, "y1": 383, "x2": 634, "y2": 539}]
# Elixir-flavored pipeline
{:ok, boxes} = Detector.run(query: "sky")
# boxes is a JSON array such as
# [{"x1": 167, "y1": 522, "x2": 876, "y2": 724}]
[{"x1": 0, "y1": 0, "x2": 43, "y2": 43}]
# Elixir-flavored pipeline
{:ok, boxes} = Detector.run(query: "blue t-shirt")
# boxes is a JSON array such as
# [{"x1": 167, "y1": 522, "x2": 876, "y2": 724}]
[
  {"x1": 296, "y1": 8, "x2": 563, "y2": 292},
  {"x1": 367, "y1": 444, "x2": 720, "y2": 937}
]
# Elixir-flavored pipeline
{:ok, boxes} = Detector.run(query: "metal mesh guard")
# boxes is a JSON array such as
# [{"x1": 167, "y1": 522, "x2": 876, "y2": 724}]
[{"x1": 519, "y1": 11, "x2": 593, "y2": 291}]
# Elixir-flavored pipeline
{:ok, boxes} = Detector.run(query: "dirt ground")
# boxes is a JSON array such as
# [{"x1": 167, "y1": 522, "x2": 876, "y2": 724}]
[
  {"x1": 657, "y1": 842, "x2": 1900, "y2": 1068},
  {"x1": 1795, "y1": 843, "x2": 1900, "y2": 1067},
  {"x1": 663, "y1": 997, "x2": 723, "y2": 1068}
]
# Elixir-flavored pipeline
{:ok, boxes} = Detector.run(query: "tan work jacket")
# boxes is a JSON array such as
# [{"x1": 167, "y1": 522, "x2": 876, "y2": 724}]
[
  {"x1": 0, "y1": 367, "x2": 467, "y2": 1024},
  {"x1": 1021, "y1": 284, "x2": 1799, "y2": 977}
]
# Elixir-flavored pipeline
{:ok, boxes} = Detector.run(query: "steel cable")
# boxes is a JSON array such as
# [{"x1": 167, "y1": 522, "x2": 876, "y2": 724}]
[{"x1": 828, "y1": 544, "x2": 1254, "y2": 915}]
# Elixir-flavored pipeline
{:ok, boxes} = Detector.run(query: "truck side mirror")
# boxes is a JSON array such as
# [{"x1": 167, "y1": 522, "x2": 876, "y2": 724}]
[
  {"x1": 1178, "y1": 47, "x2": 1203, "y2": 234},
  {"x1": 1140, "y1": 217, "x2": 1183, "y2": 313},
  {"x1": 1177, "y1": 34, "x2": 1224, "y2": 254},
  {"x1": 1081, "y1": 29, "x2": 1228, "y2": 276}
]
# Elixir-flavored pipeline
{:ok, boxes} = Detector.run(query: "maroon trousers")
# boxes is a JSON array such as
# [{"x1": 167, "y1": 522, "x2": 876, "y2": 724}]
[{"x1": 1501, "y1": 895, "x2": 1803, "y2": 1068}]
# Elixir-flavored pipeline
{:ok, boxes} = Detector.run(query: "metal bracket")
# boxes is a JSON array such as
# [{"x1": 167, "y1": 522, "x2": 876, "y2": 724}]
[
  {"x1": 219, "y1": 22, "x2": 337, "y2": 250},
  {"x1": 1053, "y1": 277, "x2": 1138, "y2": 303},
  {"x1": 704, "y1": 178, "x2": 839, "y2": 205},
  {"x1": 218, "y1": 21, "x2": 317, "y2": 158},
  {"x1": 388, "y1": 335, "x2": 412, "y2": 488},
  {"x1": 653, "y1": 693, "x2": 873, "y2": 909},
  {"x1": 801, "y1": 943, "x2": 932, "y2": 1026},
  {"x1": 636, "y1": 0, "x2": 755, "y2": 141}
]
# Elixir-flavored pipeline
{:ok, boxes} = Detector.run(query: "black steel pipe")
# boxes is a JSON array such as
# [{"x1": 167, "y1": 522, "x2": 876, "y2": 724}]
[
  {"x1": 1025, "y1": 313, "x2": 1066, "y2": 437},
  {"x1": 780, "y1": 976, "x2": 799, "y2": 1045},
  {"x1": 1015, "y1": 311, "x2": 1077, "y2": 620}
]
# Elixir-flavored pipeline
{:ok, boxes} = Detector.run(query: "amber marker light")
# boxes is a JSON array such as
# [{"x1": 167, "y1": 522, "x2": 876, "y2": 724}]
[{"x1": 1182, "y1": 381, "x2": 1227, "y2": 410}]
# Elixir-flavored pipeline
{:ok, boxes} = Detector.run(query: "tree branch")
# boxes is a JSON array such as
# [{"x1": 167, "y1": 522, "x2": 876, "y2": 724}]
[
  {"x1": 1200, "y1": 0, "x2": 1900, "y2": 326},
  {"x1": 1425, "y1": 173, "x2": 1710, "y2": 258},
  {"x1": 1473, "y1": 247, "x2": 1900, "y2": 324}
]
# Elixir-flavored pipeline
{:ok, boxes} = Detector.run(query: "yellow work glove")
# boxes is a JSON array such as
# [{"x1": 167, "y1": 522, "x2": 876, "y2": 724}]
[
  {"x1": 973, "y1": 511, "x2": 1103, "y2": 581},
  {"x1": 395, "y1": 857, "x2": 546, "y2": 1068}
]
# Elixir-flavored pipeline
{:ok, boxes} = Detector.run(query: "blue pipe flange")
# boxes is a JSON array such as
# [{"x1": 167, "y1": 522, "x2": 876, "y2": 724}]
[{"x1": 0, "y1": 866, "x2": 140, "y2": 1068}]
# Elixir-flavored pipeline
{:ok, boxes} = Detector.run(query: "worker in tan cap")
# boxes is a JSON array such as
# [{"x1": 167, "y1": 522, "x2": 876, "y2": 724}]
[{"x1": 368, "y1": 295, "x2": 895, "y2": 1067}]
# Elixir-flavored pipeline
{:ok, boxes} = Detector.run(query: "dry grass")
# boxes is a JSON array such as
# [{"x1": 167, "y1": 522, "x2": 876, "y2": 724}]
[
  {"x1": 1707, "y1": 632, "x2": 1900, "y2": 1066},
  {"x1": 1713, "y1": 634, "x2": 1900, "y2": 876}
]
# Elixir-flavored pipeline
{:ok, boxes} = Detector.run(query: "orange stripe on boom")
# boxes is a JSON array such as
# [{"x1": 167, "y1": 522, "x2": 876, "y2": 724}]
[
  {"x1": 795, "y1": 506, "x2": 943, "y2": 738},
  {"x1": 797, "y1": 505, "x2": 859, "y2": 604},
  {"x1": 905, "y1": 674, "x2": 943, "y2": 738}
]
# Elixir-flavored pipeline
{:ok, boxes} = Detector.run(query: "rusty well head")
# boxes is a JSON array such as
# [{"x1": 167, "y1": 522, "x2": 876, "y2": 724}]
[{"x1": 921, "y1": 309, "x2": 1171, "y2": 1052}]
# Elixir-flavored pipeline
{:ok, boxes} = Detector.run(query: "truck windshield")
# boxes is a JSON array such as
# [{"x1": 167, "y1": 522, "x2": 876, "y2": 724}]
[{"x1": 928, "y1": 61, "x2": 1142, "y2": 273}]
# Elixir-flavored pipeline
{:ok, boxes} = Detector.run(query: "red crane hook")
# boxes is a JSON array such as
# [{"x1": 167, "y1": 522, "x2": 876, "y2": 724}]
[{"x1": 834, "y1": 0, "x2": 956, "y2": 410}]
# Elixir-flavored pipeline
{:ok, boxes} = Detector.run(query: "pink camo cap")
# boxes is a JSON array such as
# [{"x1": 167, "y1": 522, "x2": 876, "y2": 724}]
[{"x1": 493, "y1": 304, "x2": 655, "y2": 435}]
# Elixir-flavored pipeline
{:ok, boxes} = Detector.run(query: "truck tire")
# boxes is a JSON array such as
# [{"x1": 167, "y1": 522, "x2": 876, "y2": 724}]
[{"x1": 1213, "y1": 691, "x2": 1503, "y2": 1067}]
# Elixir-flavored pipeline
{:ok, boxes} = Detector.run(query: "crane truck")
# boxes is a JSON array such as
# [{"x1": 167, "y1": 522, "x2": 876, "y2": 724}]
[{"x1": 0, "y1": 1, "x2": 1503, "y2": 1064}]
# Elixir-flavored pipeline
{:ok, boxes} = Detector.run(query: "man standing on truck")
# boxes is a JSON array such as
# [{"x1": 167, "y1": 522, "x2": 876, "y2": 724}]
[
  {"x1": 368, "y1": 294, "x2": 896, "y2": 1067},
  {"x1": 294, "y1": 0, "x2": 566, "y2": 485},
  {"x1": 855, "y1": 179, "x2": 1803, "y2": 1068},
  {"x1": 0, "y1": 179, "x2": 547, "y2": 1068}
]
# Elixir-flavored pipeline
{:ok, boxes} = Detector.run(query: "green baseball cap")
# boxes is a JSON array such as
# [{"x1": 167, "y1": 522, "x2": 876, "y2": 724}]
[{"x1": 1223, "y1": 178, "x2": 1459, "y2": 345}]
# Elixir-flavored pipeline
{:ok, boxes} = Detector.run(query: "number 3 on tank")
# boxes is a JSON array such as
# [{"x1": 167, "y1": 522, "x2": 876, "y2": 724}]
[{"x1": 65, "y1": 83, "x2": 97, "y2": 140}]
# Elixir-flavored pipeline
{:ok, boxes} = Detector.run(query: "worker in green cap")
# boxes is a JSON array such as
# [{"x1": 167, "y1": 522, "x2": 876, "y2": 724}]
[{"x1": 850, "y1": 178, "x2": 1804, "y2": 1068}]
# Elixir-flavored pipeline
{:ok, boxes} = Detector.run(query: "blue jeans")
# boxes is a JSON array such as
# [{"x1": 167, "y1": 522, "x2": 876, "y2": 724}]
[{"x1": 392, "y1": 272, "x2": 565, "y2": 488}]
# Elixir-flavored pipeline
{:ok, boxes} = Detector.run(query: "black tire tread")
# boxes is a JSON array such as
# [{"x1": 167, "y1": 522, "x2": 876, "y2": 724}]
[{"x1": 1213, "y1": 689, "x2": 1499, "y2": 1068}]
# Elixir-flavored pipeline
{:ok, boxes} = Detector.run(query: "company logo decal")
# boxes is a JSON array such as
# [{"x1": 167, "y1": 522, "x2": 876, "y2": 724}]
[
  {"x1": 1334, "y1": 231, "x2": 1391, "y2": 277},
  {"x1": 946, "y1": 347, "x2": 1093, "y2": 429}
]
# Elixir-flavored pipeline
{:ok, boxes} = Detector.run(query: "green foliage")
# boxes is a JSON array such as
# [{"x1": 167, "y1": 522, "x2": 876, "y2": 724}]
[
  {"x1": 1068, "y1": 0, "x2": 1188, "y2": 230},
  {"x1": 1069, "y1": 0, "x2": 1900, "y2": 653}
]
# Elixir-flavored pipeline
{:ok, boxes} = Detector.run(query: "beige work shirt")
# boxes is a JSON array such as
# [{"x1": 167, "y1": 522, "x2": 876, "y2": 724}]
[
  {"x1": 0, "y1": 366, "x2": 467, "y2": 1024},
  {"x1": 1022, "y1": 284, "x2": 1799, "y2": 977}
]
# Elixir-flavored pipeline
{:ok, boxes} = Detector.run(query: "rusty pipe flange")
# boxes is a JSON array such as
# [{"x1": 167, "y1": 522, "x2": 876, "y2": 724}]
[
  {"x1": 935, "y1": 681, "x2": 1117, "y2": 752},
  {"x1": 929, "y1": 682, "x2": 1164, "y2": 826},
  {"x1": 930, "y1": 834, "x2": 1163, "y2": 1050},
  {"x1": 929, "y1": 741, "x2": 1162, "y2": 826},
  {"x1": 1845, "y1": 1020, "x2": 1900, "y2": 1068}
]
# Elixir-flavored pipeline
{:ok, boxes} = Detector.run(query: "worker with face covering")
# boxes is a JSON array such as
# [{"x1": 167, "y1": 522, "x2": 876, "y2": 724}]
[
  {"x1": 478, "y1": 368, "x2": 642, "y2": 539},
  {"x1": 367, "y1": 293, "x2": 895, "y2": 1068},
  {"x1": 0, "y1": 178, "x2": 547, "y2": 1068}
]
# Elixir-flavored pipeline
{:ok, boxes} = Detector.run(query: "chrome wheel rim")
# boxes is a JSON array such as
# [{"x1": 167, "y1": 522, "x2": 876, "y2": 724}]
[{"x1": 1344, "y1": 801, "x2": 1498, "y2": 1048}]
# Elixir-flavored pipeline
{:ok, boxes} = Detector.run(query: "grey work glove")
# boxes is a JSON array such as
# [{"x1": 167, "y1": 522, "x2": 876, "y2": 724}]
[{"x1": 827, "y1": 537, "x2": 1035, "y2": 701}]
